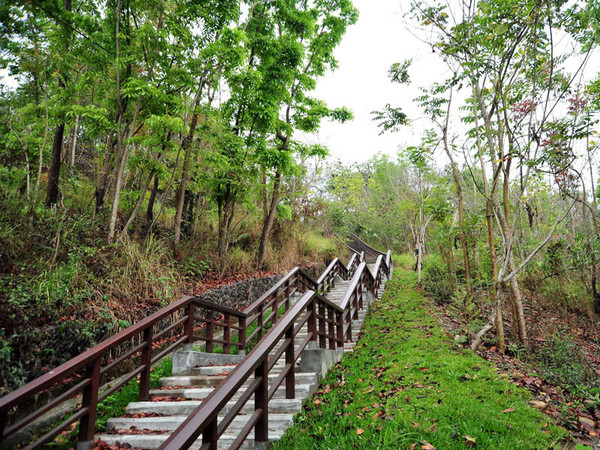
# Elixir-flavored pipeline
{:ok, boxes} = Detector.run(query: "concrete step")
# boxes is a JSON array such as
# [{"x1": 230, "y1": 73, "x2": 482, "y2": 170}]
[
  {"x1": 106, "y1": 413, "x2": 294, "y2": 433},
  {"x1": 96, "y1": 432, "x2": 278, "y2": 449},
  {"x1": 192, "y1": 361, "x2": 301, "y2": 376},
  {"x1": 126, "y1": 397, "x2": 304, "y2": 416},
  {"x1": 159, "y1": 372, "x2": 318, "y2": 388},
  {"x1": 149, "y1": 384, "x2": 314, "y2": 401}
]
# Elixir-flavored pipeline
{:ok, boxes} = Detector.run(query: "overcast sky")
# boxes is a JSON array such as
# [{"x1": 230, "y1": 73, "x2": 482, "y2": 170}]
[{"x1": 308, "y1": 0, "x2": 451, "y2": 165}]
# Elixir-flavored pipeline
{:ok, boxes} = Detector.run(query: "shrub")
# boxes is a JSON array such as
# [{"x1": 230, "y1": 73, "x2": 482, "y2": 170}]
[
  {"x1": 422, "y1": 253, "x2": 455, "y2": 303},
  {"x1": 533, "y1": 330, "x2": 598, "y2": 391}
]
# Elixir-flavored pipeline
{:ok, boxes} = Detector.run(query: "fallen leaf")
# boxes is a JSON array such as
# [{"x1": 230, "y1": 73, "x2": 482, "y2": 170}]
[
  {"x1": 502, "y1": 408, "x2": 515, "y2": 413},
  {"x1": 356, "y1": 428, "x2": 364, "y2": 435},
  {"x1": 464, "y1": 434, "x2": 476, "y2": 447}
]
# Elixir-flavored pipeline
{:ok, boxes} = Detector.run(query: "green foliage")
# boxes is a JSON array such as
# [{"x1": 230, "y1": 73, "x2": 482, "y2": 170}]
[
  {"x1": 533, "y1": 331, "x2": 598, "y2": 392},
  {"x1": 422, "y1": 253, "x2": 455, "y2": 303}
]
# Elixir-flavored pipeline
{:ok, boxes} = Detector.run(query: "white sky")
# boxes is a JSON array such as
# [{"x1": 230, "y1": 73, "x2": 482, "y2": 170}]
[{"x1": 309, "y1": 0, "x2": 452, "y2": 165}]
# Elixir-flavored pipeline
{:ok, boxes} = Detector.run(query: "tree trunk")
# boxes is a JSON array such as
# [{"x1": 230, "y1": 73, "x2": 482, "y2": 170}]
[
  {"x1": 45, "y1": 122, "x2": 65, "y2": 207},
  {"x1": 257, "y1": 169, "x2": 281, "y2": 268},
  {"x1": 174, "y1": 94, "x2": 202, "y2": 247},
  {"x1": 146, "y1": 173, "x2": 159, "y2": 225}
]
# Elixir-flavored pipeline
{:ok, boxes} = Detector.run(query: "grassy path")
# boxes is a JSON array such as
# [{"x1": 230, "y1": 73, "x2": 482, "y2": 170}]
[{"x1": 274, "y1": 267, "x2": 569, "y2": 449}]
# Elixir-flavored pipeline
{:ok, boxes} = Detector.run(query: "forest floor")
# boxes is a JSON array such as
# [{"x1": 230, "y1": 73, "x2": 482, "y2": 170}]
[
  {"x1": 275, "y1": 267, "x2": 574, "y2": 449},
  {"x1": 435, "y1": 295, "x2": 600, "y2": 448}
]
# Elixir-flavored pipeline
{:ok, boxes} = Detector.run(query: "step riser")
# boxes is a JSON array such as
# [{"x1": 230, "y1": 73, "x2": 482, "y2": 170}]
[
  {"x1": 106, "y1": 415, "x2": 293, "y2": 432},
  {"x1": 126, "y1": 398, "x2": 304, "y2": 416},
  {"x1": 160, "y1": 373, "x2": 317, "y2": 387},
  {"x1": 149, "y1": 384, "x2": 312, "y2": 401}
]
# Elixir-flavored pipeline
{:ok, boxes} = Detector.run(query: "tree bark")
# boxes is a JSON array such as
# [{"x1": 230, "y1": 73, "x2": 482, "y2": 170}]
[
  {"x1": 173, "y1": 106, "x2": 199, "y2": 247},
  {"x1": 257, "y1": 169, "x2": 281, "y2": 268},
  {"x1": 45, "y1": 122, "x2": 65, "y2": 207}
]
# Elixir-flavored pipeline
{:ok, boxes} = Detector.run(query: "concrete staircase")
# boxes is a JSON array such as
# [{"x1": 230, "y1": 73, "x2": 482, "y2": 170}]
[{"x1": 96, "y1": 277, "x2": 386, "y2": 449}]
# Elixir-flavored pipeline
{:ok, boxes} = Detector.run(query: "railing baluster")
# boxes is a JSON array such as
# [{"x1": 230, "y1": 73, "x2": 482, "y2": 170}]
[
  {"x1": 258, "y1": 302, "x2": 264, "y2": 340},
  {"x1": 327, "y1": 306, "x2": 335, "y2": 349},
  {"x1": 139, "y1": 326, "x2": 153, "y2": 401},
  {"x1": 185, "y1": 302, "x2": 194, "y2": 343},
  {"x1": 202, "y1": 417, "x2": 217, "y2": 450},
  {"x1": 240, "y1": 316, "x2": 247, "y2": 354},
  {"x1": 336, "y1": 311, "x2": 343, "y2": 347},
  {"x1": 308, "y1": 299, "x2": 317, "y2": 343},
  {"x1": 318, "y1": 302, "x2": 326, "y2": 348},
  {"x1": 274, "y1": 289, "x2": 280, "y2": 322},
  {"x1": 346, "y1": 309, "x2": 353, "y2": 342},
  {"x1": 285, "y1": 325, "x2": 295, "y2": 399},
  {"x1": 206, "y1": 310, "x2": 214, "y2": 353},
  {"x1": 224, "y1": 313, "x2": 231, "y2": 354},
  {"x1": 255, "y1": 359, "x2": 269, "y2": 442},
  {"x1": 77, "y1": 357, "x2": 101, "y2": 448}
]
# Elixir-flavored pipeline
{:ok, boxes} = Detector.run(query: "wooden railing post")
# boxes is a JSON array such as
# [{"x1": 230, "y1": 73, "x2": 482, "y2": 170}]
[
  {"x1": 285, "y1": 278, "x2": 290, "y2": 310},
  {"x1": 206, "y1": 310, "x2": 214, "y2": 353},
  {"x1": 202, "y1": 418, "x2": 217, "y2": 450},
  {"x1": 224, "y1": 313, "x2": 231, "y2": 354},
  {"x1": 77, "y1": 357, "x2": 101, "y2": 449},
  {"x1": 359, "y1": 277, "x2": 364, "y2": 310},
  {"x1": 308, "y1": 299, "x2": 317, "y2": 343},
  {"x1": 258, "y1": 303, "x2": 264, "y2": 341},
  {"x1": 285, "y1": 325, "x2": 295, "y2": 399},
  {"x1": 139, "y1": 326, "x2": 153, "y2": 401},
  {"x1": 327, "y1": 306, "x2": 335, "y2": 349},
  {"x1": 185, "y1": 302, "x2": 195, "y2": 343},
  {"x1": 274, "y1": 289, "x2": 280, "y2": 322},
  {"x1": 336, "y1": 311, "x2": 343, "y2": 347},
  {"x1": 353, "y1": 286, "x2": 359, "y2": 320},
  {"x1": 346, "y1": 309, "x2": 353, "y2": 342},
  {"x1": 255, "y1": 359, "x2": 269, "y2": 442},
  {"x1": 239, "y1": 316, "x2": 247, "y2": 354},
  {"x1": 318, "y1": 302, "x2": 326, "y2": 348}
]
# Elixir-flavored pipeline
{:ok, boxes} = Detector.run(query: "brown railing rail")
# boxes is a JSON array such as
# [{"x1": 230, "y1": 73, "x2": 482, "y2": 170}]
[
  {"x1": 0, "y1": 249, "x2": 365, "y2": 448},
  {"x1": 160, "y1": 247, "x2": 392, "y2": 450}
]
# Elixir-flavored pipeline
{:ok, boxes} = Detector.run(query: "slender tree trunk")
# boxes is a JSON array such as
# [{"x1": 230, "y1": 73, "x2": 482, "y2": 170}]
[
  {"x1": 45, "y1": 121, "x2": 65, "y2": 207},
  {"x1": 441, "y1": 91, "x2": 472, "y2": 298},
  {"x1": 257, "y1": 169, "x2": 281, "y2": 268},
  {"x1": 45, "y1": 0, "x2": 71, "y2": 207},
  {"x1": 69, "y1": 114, "x2": 79, "y2": 166},
  {"x1": 472, "y1": 84, "x2": 505, "y2": 352},
  {"x1": 146, "y1": 173, "x2": 159, "y2": 225},
  {"x1": 107, "y1": 100, "x2": 141, "y2": 243},
  {"x1": 122, "y1": 170, "x2": 155, "y2": 237}
]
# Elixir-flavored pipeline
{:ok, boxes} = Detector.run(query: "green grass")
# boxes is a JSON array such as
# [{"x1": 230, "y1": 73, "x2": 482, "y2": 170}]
[{"x1": 274, "y1": 268, "x2": 570, "y2": 449}]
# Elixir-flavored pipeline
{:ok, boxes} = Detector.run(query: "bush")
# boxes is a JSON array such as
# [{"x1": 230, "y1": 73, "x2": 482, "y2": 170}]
[
  {"x1": 533, "y1": 330, "x2": 598, "y2": 391},
  {"x1": 422, "y1": 253, "x2": 455, "y2": 303}
]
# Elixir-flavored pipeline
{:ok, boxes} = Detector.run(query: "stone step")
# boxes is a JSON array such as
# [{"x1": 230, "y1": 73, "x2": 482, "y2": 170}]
[
  {"x1": 192, "y1": 361, "x2": 301, "y2": 376},
  {"x1": 126, "y1": 396, "x2": 304, "y2": 416},
  {"x1": 106, "y1": 413, "x2": 294, "y2": 433},
  {"x1": 149, "y1": 383, "x2": 313, "y2": 401},
  {"x1": 159, "y1": 372, "x2": 318, "y2": 388},
  {"x1": 96, "y1": 432, "x2": 278, "y2": 449}
]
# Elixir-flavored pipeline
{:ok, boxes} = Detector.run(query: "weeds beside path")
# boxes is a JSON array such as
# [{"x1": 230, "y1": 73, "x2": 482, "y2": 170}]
[{"x1": 275, "y1": 267, "x2": 570, "y2": 449}]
